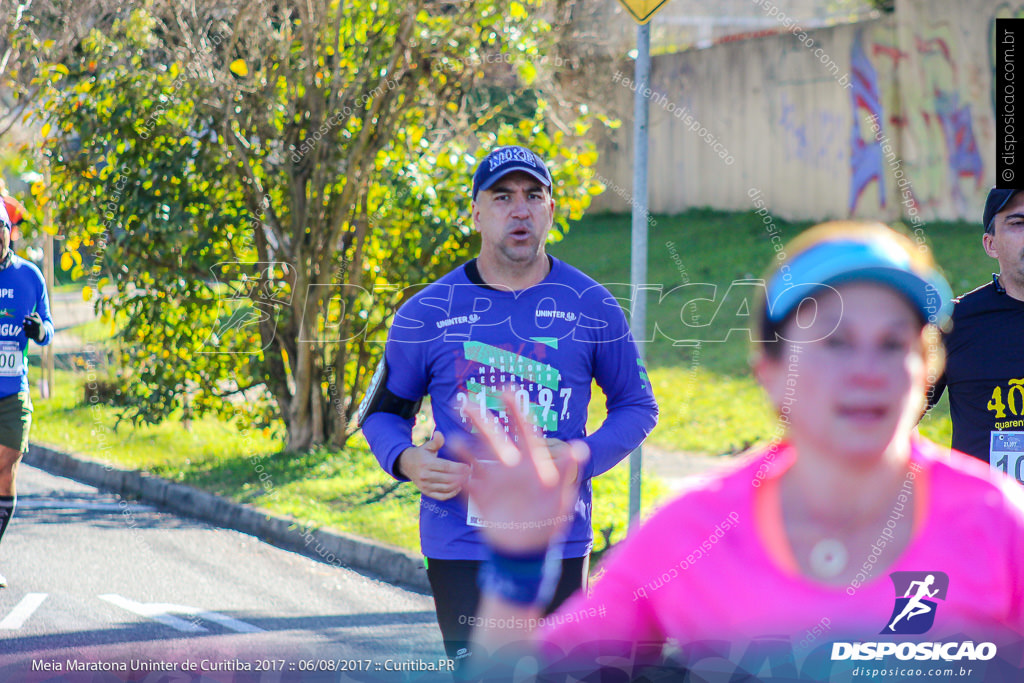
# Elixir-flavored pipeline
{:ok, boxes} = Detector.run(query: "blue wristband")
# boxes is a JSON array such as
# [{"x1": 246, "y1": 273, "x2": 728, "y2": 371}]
[{"x1": 478, "y1": 546, "x2": 563, "y2": 607}]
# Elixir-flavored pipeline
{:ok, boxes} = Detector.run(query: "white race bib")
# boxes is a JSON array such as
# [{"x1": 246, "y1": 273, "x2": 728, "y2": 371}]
[
  {"x1": 990, "y1": 431, "x2": 1024, "y2": 485},
  {"x1": 466, "y1": 460, "x2": 500, "y2": 528},
  {"x1": 0, "y1": 341, "x2": 24, "y2": 377},
  {"x1": 466, "y1": 497, "x2": 487, "y2": 528}
]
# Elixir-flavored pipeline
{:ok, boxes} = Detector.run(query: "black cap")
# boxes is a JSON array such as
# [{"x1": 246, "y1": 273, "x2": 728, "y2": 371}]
[{"x1": 984, "y1": 188, "x2": 1020, "y2": 233}]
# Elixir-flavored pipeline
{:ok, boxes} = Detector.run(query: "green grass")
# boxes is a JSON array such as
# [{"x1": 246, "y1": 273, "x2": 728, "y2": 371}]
[
  {"x1": 52, "y1": 282, "x2": 84, "y2": 294},
  {"x1": 549, "y1": 208, "x2": 983, "y2": 453},
  {"x1": 31, "y1": 370, "x2": 280, "y2": 474},
  {"x1": 66, "y1": 317, "x2": 117, "y2": 345}
]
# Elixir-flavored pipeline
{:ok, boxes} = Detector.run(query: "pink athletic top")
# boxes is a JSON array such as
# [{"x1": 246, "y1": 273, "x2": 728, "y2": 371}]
[{"x1": 538, "y1": 439, "x2": 1024, "y2": 674}]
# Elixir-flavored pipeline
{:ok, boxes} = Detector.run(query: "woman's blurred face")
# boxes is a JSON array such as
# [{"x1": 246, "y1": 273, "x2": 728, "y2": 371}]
[{"x1": 758, "y1": 282, "x2": 927, "y2": 464}]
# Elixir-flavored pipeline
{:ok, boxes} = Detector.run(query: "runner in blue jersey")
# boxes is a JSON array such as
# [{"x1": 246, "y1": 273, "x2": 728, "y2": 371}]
[
  {"x1": 359, "y1": 145, "x2": 658, "y2": 668},
  {"x1": 0, "y1": 190, "x2": 54, "y2": 588}
]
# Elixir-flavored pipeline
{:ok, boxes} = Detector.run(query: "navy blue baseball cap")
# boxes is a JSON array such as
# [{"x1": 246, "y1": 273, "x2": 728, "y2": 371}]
[
  {"x1": 472, "y1": 146, "x2": 552, "y2": 200},
  {"x1": 984, "y1": 188, "x2": 1021, "y2": 233}
]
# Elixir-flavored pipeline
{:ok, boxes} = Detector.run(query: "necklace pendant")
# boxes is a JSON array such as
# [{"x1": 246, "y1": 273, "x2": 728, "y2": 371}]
[{"x1": 809, "y1": 538, "x2": 848, "y2": 578}]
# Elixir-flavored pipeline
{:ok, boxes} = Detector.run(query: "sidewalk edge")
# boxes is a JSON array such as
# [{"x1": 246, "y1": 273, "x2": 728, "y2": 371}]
[{"x1": 24, "y1": 442, "x2": 431, "y2": 593}]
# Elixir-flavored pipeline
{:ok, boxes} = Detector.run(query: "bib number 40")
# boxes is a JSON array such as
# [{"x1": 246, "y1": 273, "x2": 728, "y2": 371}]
[{"x1": 987, "y1": 379, "x2": 1024, "y2": 418}]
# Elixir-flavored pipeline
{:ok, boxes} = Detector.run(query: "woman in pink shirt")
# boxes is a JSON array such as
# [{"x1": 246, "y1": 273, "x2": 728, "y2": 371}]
[{"x1": 455, "y1": 222, "x2": 1024, "y2": 681}]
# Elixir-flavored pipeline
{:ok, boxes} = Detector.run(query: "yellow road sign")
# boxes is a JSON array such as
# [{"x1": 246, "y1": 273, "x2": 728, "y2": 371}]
[{"x1": 616, "y1": 0, "x2": 672, "y2": 25}]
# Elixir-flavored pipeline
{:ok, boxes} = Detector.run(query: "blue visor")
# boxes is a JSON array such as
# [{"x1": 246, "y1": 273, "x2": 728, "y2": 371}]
[{"x1": 767, "y1": 239, "x2": 953, "y2": 327}]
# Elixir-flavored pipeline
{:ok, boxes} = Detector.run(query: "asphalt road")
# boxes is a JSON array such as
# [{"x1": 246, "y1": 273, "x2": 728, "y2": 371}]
[{"x1": 0, "y1": 465, "x2": 450, "y2": 682}]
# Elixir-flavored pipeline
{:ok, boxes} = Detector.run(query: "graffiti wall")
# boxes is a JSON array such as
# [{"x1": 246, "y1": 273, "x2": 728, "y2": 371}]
[
  {"x1": 592, "y1": 0, "x2": 1008, "y2": 223},
  {"x1": 887, "y1": 0, "x2": 989, "y2": 219}
]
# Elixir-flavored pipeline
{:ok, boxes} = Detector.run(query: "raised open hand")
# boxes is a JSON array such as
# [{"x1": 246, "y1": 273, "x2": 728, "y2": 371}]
[{"x1": 450, "y1": 392, "x2": 589, "y2": 554}]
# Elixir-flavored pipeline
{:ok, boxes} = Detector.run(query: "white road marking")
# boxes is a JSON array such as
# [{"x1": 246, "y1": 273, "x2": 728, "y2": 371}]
[
  {"x1": 195, "y1": 610, "x2": 264, "y2": 634},
  {"x1": 0, "y1": 593, "x2": 48, "y2": 629},
  {"x1": 99, "y1": 594, "x2": 263, "y2": 633},
  {"x1": 100, "y1": 594, "x2": 206, "y2": 632}
]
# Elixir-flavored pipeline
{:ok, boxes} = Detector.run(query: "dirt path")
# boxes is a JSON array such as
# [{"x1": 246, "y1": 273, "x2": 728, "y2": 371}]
[{"x1": 641, "y1": 443, "x2": 739, "y2": 493}]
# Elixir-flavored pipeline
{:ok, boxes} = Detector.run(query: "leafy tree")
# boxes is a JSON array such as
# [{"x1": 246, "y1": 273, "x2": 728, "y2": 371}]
[{"x1": 22, "y1": 0, "x2": 602, "y2": 450}]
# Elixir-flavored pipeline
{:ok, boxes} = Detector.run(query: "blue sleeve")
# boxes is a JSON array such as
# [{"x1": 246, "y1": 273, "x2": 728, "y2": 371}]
[
  {"x1": 360, "y1": 317, "x2": 429, "y2": 482},
  {"x1": 362, "y1": 411, "x2": 415, "y2": 481},
  {"x1": 581, "y1": 307, "x2": 658, "y2": 479}
]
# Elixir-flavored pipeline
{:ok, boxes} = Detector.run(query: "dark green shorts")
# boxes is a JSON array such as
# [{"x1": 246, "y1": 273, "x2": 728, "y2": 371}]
[{"x1": 0, "y1": 392, "x2": 32, "y2": 453}]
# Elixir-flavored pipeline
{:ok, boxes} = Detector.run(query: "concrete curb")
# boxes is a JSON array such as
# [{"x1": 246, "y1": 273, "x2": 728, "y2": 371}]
[{"x1": 24, "y1": 443, "x2": 431, "y2": 593}]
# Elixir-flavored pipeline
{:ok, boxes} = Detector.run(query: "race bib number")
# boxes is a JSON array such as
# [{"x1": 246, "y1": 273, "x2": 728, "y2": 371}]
[
  {"x1": 466, "y1": 460, "x2": 500, "y2": 528},
  {"x1": 466, "y1": 497, "x2": 487, "y2": 528},
  {"x1": 0, "y1": 341, "x2": 24, "y2": 377},
  {"x1": 990, "y1": 431, "x2": 1024, "y2": 485}
]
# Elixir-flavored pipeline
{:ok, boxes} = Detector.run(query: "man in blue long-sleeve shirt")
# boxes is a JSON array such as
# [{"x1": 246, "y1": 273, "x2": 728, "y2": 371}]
[
  {"x1": 0, "y1": 191, "x2": 54, "y2": 588},
  {"x1": 359, "y1": 146, "x2": 658, "y2": 667}
]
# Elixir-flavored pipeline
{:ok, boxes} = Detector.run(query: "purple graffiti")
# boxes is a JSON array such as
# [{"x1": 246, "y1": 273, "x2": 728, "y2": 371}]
[
  {"x1": 849, "y1": 31, "x2": 885, "y2": 214},
  {"x1": 935, "y1": 92, "x2": 983, "y2": 200}
]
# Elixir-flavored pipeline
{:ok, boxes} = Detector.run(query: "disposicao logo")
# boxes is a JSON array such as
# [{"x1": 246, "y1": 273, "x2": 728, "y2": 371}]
[
  {"x1": 883, "y1": 571, "x2": 947, "y2": 635},
  {"x1": 831, "y1": 571, "x2": 997, "y2": 663}
]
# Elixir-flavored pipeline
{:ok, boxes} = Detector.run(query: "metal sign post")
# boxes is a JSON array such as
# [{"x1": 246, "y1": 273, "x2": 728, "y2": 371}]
[
  {"x1": 614, "y1": 0, "x2": 669, "y2": 527},
  {"x1": 42, "y1": 163, "x2": 54, "y2": 399},
  {"x1": 627, "y1": 22, "x2": 650, "y2": 529}
]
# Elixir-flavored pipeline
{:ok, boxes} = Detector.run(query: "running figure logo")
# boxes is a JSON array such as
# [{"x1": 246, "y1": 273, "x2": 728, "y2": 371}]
[{"x1": 882, "y1": 571, "x2": 949, "y2": 634}]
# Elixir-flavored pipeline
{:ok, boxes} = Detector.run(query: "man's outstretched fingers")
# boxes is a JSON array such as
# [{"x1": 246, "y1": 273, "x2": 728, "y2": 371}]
[
  {"x1": 566, "y1": 440, "x2": 590, "y2": 472},
  {"x1": 559, "y1": 441, "x2": 589, "y2": 497},
  {"x1": 499, "y1": 392, "x2": 557, "y2": 486},
  {"x1": 498, "y1": 392, "x2": 544, "y2": 448},
  {"x1": 463, "y1": 402, "x2": 522, "y2": 468},
  {"x1": 527, "y1": 438, "x2": 558, "y2": 487}
]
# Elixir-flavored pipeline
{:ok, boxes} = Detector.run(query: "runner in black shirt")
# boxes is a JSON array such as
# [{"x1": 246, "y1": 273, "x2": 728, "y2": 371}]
[{"x1": 929, "y1": 188, "x2": 1024, "y2": 480}]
